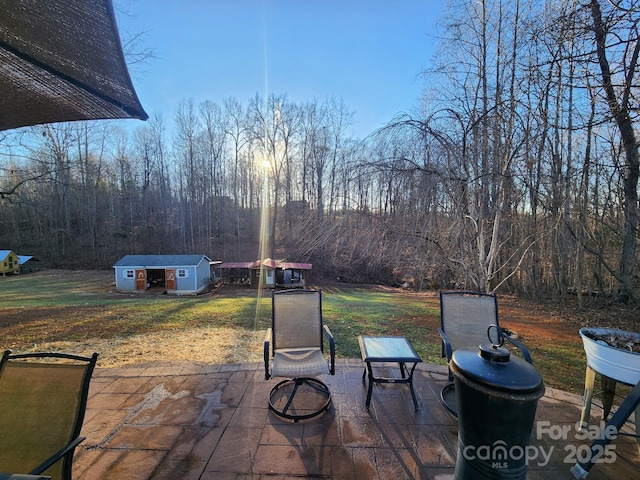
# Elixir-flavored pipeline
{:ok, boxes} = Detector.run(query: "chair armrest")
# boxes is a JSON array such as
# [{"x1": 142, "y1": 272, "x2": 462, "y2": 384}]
[
  {"x1": 438, "y1": 327, "x2": 453, "y2": 361},
  {"x1": 438, "y1": 327, "x2": 454, "y2": 381},
  {"x1": 30, "y1": 436, "x2": 84, "y2": 475},
  {"x1": 264, "y1": 328, "x2": 272, "y2": 380},
  {"x1": 323, "y1": 324, "x2": 335, "y2": 375},
  {"x1": 502, "y1": 329, "x2": 532, "y2": 364}
]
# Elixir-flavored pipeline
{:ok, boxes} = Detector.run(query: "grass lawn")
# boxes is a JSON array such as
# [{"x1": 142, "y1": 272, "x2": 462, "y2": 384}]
[{"x1": 0, "y1": 269, "x2": 599, "y2": 396}]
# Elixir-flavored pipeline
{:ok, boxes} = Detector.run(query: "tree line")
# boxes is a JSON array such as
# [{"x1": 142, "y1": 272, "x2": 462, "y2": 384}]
[{"x1": 1, "y1": 0, "x2": 639, "y2": 307}]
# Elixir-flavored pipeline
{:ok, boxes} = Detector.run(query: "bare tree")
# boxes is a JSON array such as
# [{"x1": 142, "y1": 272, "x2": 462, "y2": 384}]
[
  {"x1": 174, "y1": 98, "x2": 201, "y2": 252},
  {"x1": 588, "y1": 0, "x2": 640, "y2": 302},
  {"x1": 199, "y1": 100, "x2": 229, "y2": 249}
]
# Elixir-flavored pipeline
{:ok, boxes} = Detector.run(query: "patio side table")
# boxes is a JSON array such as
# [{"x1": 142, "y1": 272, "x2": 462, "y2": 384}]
[{"x1": 358, "y1": 335, "x2": 422, "y2": 410}]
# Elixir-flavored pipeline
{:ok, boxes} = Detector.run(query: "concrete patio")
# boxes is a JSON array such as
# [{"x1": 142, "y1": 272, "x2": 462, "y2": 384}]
[{"x1": 73, "y1": 359, "x2": 639, "y2": 479}]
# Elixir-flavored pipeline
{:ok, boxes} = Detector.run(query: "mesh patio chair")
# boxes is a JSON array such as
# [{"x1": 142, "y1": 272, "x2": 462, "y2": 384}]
[
  {"x1": 438, "y1": 291, "x2": 532, "y2": 417},
  {"x1": 264, "y1": 289, "x2": 335, "y2": 421},
  {"x1": 0, "y1": 350, "x2": 98, "y2": 480}
]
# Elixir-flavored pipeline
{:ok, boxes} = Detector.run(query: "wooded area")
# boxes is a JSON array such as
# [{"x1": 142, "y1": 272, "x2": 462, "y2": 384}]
[{"x1": 1, "y1": 0, "x2": 639, "y2": 306}]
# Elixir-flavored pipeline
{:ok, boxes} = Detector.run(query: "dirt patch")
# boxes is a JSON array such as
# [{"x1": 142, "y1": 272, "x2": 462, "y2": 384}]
[{"x1": 496, "y1": 294, "x2": 639, "y2": 346}]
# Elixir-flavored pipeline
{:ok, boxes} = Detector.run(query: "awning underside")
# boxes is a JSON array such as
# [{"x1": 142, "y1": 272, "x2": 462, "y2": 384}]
[{"x1": 0, "y1": 0, "x2": 147, "y2": 131}]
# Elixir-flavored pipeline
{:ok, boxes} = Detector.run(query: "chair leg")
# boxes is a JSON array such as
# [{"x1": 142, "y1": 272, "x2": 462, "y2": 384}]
[
  {"x1": 440, "y1": 382, "x2": 458, "y2": 418},
  {"x1": 281, "y1": 379, "x2": 301, "y2": 414},
  {"x1": 268, "y1": 377, "x2": 331, "y2": 421}
]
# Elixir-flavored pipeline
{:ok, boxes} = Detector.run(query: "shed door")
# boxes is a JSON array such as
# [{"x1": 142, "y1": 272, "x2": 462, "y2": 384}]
[
  {"x1": 265, "y1": 268, "x2": 274, "y2": 285},
  {"x1": 166, "y1": 269, "x2": 176, "y2": 290},
  {"x1": 135, "y1": 269, "x2": 146, "y2": 290}
]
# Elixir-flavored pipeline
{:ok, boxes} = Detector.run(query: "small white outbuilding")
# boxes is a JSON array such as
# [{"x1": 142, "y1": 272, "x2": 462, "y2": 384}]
[{"x1": 113, "y1": 254, "x2": 217, "y2": 295}]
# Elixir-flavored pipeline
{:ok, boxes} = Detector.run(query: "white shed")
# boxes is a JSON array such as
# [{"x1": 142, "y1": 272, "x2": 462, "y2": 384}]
[{"x1": 113, "y1": 254, "x2": 216, "y2": 295}]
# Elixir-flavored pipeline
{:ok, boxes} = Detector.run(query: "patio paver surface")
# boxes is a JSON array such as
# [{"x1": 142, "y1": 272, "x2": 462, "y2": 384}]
[{"x1": 72, "y1": 360, "x2": 639, "y2": 479}]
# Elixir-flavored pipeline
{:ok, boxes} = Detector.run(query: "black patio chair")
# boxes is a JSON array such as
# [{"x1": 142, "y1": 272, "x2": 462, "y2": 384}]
[
  {"x1": 264, "y1": 289, "x2": 335, "y2": 421},
  {"x1": 0, "y1": 350, "x2": 98, "y2": 480},
  {"x1": 438, "y1": 291, "x2": 532, "y2": 417}
]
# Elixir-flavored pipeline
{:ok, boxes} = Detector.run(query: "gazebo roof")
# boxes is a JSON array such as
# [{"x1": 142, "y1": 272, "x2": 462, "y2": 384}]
[{"x1": 0, "y1": 0, "x2": 147, "y2": 131}]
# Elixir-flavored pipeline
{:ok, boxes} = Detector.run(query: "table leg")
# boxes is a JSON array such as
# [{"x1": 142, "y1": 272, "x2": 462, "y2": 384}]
[
  {"x1": 580, "y1": 366, "x2": 596, "y2": 427},
  {"x1": 571, "y1": 380, "x2": 640, "y2": 479},
  {"x1": 408, "y1": 362, "x2": 419, "y2": 410},
  {"x1": 362, "y1": 360, "x2": 420, "y2": 410},
  {"x1": 365, "y1": 362, "x2": 374, "y2": 408},
  {"x1": 601, "y1": 375, "x2": 617, "y2": 420}
]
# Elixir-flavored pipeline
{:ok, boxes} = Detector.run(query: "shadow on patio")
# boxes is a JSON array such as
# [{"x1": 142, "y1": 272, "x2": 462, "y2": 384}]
[{"x1": 74, "y1": 360, "x2": 638, "y2": 479}]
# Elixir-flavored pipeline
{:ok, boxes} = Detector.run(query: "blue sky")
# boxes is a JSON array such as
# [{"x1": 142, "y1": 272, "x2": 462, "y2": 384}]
[{"x1": 116, "y1": 1, "x2": 447, "y2": 138}]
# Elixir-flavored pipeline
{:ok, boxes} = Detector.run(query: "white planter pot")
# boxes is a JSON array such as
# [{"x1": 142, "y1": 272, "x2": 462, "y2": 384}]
[{"x1": 579, "y1": 327, "x2": 640, "y2": 385}]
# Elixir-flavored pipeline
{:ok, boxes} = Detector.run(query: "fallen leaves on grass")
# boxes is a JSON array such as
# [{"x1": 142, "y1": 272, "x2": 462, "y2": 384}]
[{"x1": 16, "y1": 326, "x2": 265, "y2": 367}]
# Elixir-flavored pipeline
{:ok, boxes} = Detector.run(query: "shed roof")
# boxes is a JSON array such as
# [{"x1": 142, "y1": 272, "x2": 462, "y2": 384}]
[
  {"x1": 0, "y1": 250, "x2": 15, "y2": 260},
  {"x1": 219, "y1": 262, "x2": 254, "y2": 269},
  {"x1": 219, "y1": 259, "x2": 312, "y2": 270},
  {"x1": 18, "y1": 255, "x2": 39, "y2": 264},
  {"x1": 113, "y1": 255, "x2": 213, "y2": 269},
  {"x1": 277, "y1": 261, "x2": 313, "y2": 270},
  {"x1": 0, "y1": 0, "x2": 147, "y2": 131}
]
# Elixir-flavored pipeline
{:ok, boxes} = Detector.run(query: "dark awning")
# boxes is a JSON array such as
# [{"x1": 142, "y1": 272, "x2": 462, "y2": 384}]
[
  {"x1": 220, "y1": 259, "x2": 313, "y2": 270},
  {"x1": 0, "y1": 0, "x2": 148, "y2": 131}
]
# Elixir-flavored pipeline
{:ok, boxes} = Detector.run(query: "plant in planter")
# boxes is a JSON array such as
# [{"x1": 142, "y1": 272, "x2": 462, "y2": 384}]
[
  {"x1": 573, "y1": 327, "x2": 640, "y2": 477},
  {"x1": 580, "y1": 327, "x2": 640, "y2": 386},
  {"x1": 579, "y1": 327, "x2": 639, "y2": 434}
]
